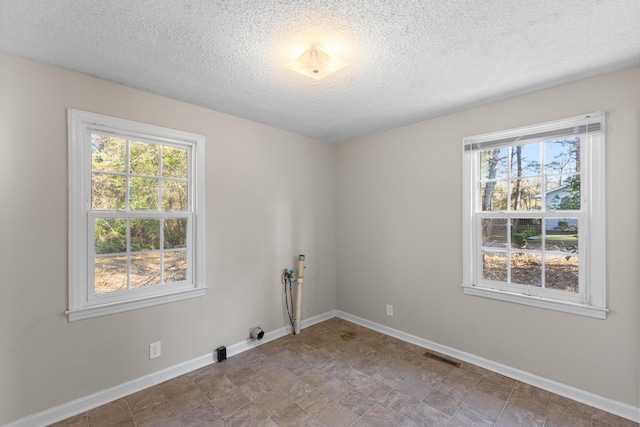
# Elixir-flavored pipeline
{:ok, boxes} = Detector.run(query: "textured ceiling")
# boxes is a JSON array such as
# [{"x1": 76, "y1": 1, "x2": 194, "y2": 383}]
[{"x1": 1, "y1": 1, "x2": 639, "y2": 142}]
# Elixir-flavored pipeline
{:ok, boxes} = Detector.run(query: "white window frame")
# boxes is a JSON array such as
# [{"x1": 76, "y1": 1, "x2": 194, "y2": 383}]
[
  {"x1": 67, "y1": 109, "x2": 206, "y2": 321},
  {"x1": 462, "y1": 112, "x2": 607, "y2": 319}
]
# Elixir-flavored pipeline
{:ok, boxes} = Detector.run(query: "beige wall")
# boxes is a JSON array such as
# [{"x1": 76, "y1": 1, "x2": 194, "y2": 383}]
[
  {"x1": 0, "y1": 52, "x2": 337, "y2": 425},
  {"x1": 1, "y1": 49, "x2": 638, "y2": 424},
  {"x1": 336, "y1": 66, "x2": 640, "y2": 407}
]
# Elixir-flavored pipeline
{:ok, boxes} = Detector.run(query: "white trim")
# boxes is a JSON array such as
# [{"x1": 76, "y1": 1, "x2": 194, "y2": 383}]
[
  {"x1": 463, "y1": 112, "x2": 603, "y2": 149},
  {"x1": 4, "y1": 353, "x2": 213, "y2": 427},
  {"x1": 225, "y1": 310, "x2": 338, "y2": 356},
  {"x1": 66, "y1": 287, "x2": 206, "y2": 321},
  {"x1": 67, "y1": 109, "x2": 206, "y2": 321},
  {"x1": 335, "y1": 310, "x2": 638, "y2": 423},
  {"x1": 462, "y1": 111, "x2": 606, "y2": 317},
  {"x1": 461, "y1": 285, "x2": 607, "y2": 319},
  {"x1": 5, "y1": 310, "x2": 337, "y2": 427},
  {"x1": 8, "y1": 309, "x2": 636, "y2": 426}
]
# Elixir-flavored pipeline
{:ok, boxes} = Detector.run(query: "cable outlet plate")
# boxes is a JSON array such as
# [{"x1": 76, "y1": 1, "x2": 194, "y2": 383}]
[{"x1": 150, "y1": 341, "x2": 161, "y2": 359}]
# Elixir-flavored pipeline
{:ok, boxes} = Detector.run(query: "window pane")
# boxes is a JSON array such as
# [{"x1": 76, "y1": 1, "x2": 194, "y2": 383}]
[
  {"x1": 162, "y1": 180, "x2": 188, "y2": 211},
  {"x1": 481, "y1": 181, "x2": 508, "y2": 211},
  {"x1": 511, "y1": 143, "x2": 540, "y2": 177},
  {"x1": 511, "y1": 253, "x2": 542, "y2": 287},
  {"x1": 95, "y1": 218, "x2": 127, "y2": 254},
  {"x1": 130, "y1": 177, "x2": 159, "y2": 210},
  {"x1": 510, "y1": 218, "x2": 541, "y2": 249},
  {"x1": 92, "y1": 134, "x2": 126, "y2": 173},
  {"x1": 511, "y1": 178, "x2": 542, "y2": 211},
  {"x1": 545, "y1": 176, "x2": 564, "y2": 190},
  {"x1": 545, "y1": 218, "x2": 578, "y2": 253},
  {"x1": 165, "y1": 218, "x2": 187, "y2": 249},
  {"x1": 130, "y1": 141, "x2": 159, "y2": 176},
  {"x1": 544, "y1": 138, "x2": 579, "y2": 175},
  {"x1": 162, "y1": 146, "x2": 188, "y2": 178},
  {"x1": 164, "y1": 251, "x2": 187, "y2": 283},
  {"x1": 547, "y1": 174, "x2": 580, "y2": 210},
  {"x1": 545, "y1": 255, "x2": 578, "y2": 292},
  {"x1": 95, "y1": 256, "x2": 127, "y2": 295},
  {"x1": 481, "y1": 148, "x2": 508, "y2": 180},
  {"x1": 130, "y1": 219, "x2": 160, "y2": 252},
  {"x1": 482, "y1": 251, "x2": 507, "y2": 282},
  {"x1": 92, "y1": 173, "x2": 126, "y2": 210},
  {"x1": 131, "y1": 253, "x2": 161, "y2": 288},
  {"x1": 481, "y1": 218, "x2": 507, "y2": 248}
]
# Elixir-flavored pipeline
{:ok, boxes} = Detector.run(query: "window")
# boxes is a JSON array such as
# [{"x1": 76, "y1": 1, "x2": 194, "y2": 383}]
[
  {"x1": 68, "y1": 109, "x2": 206, "y2": 321},
  {"x1": 462, "y1": 112, "x2": 606, "y2": 319}
]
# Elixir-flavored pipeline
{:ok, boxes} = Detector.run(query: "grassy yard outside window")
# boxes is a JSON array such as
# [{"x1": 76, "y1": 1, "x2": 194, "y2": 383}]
[{"x1": 461, "y1": 112, "x2": 606, "y2": 318}]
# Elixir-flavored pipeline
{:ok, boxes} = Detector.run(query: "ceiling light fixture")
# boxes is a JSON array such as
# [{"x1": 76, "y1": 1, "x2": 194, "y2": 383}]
[{"x1": 284, "y1": 45, "x2": 348, "y2": 80}]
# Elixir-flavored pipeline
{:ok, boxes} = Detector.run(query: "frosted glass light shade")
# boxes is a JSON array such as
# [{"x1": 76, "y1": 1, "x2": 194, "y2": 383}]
[{"x1": 284, "y1": 46, "x2": 348, "y2": 80}]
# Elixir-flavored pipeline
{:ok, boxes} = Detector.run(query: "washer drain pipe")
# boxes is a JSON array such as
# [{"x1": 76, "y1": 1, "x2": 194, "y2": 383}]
[{"x1": 294, "y1": 255, "x2": 305, "y2": 335}]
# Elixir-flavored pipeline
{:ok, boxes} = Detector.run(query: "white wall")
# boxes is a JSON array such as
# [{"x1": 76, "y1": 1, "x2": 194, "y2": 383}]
[
  {"x1": 336, "y1": 67, "x2": 640, "y2": 408},
  {"x1": 0, "y1": 52, "x2": 337, "y2": 425}
]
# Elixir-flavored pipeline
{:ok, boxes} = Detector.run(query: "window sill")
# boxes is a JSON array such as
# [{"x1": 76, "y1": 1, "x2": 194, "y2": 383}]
[
  {"x1": 461, "y1": 284, "x2": 607, "y2": 319},
  {"x1": 67, "y1": 287, "x2": 206, "y2": 321}
]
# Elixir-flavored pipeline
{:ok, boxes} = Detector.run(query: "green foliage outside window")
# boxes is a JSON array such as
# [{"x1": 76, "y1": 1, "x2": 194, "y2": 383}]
[
  {"x1": 91, "y1": 134, "x2": 188, "y2": 256},
  {"x1": 512, "y1": 229, "x2": 540, "y2": 248}
]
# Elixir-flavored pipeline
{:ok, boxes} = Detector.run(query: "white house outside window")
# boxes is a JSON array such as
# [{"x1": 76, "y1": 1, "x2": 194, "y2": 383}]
[
  {"x1": 68, "y1": 110, "x2": 206, "y2": 321},
  {"x1": 462, "y1": 112, "x2": 606, "y2": 319}
]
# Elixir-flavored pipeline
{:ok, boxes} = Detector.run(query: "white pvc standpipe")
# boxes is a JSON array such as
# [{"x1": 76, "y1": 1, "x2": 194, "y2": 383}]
[{"x1": 294, "y1": 255, "x2": 305, "y2": 335}]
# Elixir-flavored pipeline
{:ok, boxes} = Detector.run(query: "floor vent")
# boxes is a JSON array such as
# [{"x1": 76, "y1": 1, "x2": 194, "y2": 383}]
[{"x1": 423, "y1": 350, "x2": 462, "y2": 368}]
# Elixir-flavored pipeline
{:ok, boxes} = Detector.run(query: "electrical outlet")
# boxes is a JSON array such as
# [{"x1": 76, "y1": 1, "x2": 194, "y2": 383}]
[
  {"x1": 149, "y1": 341, "x2": 161, "y2": 359},
  {"x1": 386, "y1": 304, "x2": 393, "y2": 316}
]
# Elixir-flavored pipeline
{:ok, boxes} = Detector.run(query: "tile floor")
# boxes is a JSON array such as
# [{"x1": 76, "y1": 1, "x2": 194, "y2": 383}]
[{"x1": 51, "y1": 318, "x2": 637, "y2": 427}]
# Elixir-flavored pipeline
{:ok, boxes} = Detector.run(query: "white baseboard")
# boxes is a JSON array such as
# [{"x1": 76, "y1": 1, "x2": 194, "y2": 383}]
[
  {"x1": 336, "y1": 310, "x2": 640, "y2": 423},
  {"x1": 5, "y1": 310, "x2": 337, "y2": 427},
  {"x1": 225, "y1": 310, "x2": 338, "y2": 358},
  {"x1": 7, "y1": 308, "x2": 638, "y2": 426},
  {"x1": 5, "y1": 353, "x2": 213, "y2": 427}
]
